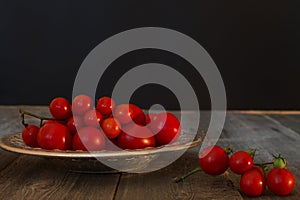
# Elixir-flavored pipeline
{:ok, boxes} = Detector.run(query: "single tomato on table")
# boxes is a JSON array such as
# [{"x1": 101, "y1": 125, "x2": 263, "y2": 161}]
[
  {"x1": 199, "y1": 145, "x2": 229, "y2": 175},
  {"x1": 266, "y1": 168, "x2": 295, "y2": 196}
]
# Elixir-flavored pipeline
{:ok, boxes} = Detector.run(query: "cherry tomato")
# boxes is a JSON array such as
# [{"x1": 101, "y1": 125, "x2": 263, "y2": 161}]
[
  {"x1": 113, "y1": 104, "x2": 146, "y2": 125},
  {"x1": 240, "y1": 167, "x2": 266, "y2": 197},
  {"x1": 83, "y1": 109, "x2": 102, "y2": 127},
  {"x1": 199, "y1": 145, "x2": 229, "y2": 175},
  {"x1": 49, "y1": 97, "x2": 72, "y2": 119},
  {"x1": 266, "y1": 168, "x2": 295, "y2": 196},
  {"x1": 72, "y1": 94, "x2": 93, "y2": 115},
  {"x1": 229, "y1": 151, "x2": 254, "y2": 175},
  {"x1": 22, "y1": 125, "x2": 40, "y2": 147},
  {"x1": 117, "y1": 123, "x2": 155, "y2": 149},
  {"x1": 145, "y1": 113, "x2": 158, "y2": 125},
  {"x1": 72, "y1": 127, "x2": 106, "y2": 151},
  {"x1": 67, "y1": 116, "x2": 83, "y2": 134},
  {"x1": 101, "y1": 117, "x2": 121, "y2": 139},
  {"x1": 96, "y1": 96, "x2": 115, "y2": 116},
  {"x1": 37, "y1": 122, "x2": 72, "y2": 150},
  {"x1": 149, "y1": 112, "x2": 181, "y2": 145}
]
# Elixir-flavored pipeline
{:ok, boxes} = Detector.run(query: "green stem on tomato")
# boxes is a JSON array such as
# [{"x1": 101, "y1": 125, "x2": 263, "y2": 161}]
[
  {"x1": 224, "y1": 146, "x2": 234, "y2": 155},
  {"x1": 19, "y1": 109, "x2": 64, "y2": 127},
  {"x1": 254, "y1": 162, "x2": 273, "y2": 166},
  {"x1": 174, "y1": 166, "x2": 202, "y2": 183}
]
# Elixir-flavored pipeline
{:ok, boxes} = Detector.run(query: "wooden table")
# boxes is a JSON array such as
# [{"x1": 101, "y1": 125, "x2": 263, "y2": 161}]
[{"x1": 0, "y1": 106, "x2": 299, "y2": 200}]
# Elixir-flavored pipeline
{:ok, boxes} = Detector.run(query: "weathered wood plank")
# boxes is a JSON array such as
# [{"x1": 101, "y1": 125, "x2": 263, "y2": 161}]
[
  {"x1": 115, "y1": 151, "x2": 243, "y2": 200},
  {"x1": 0, "y1": 155, "x2": 120, "y2": 200},
  {"x1": 267, "y1": 114, "x2": 300, "y2": 135},
  {"x1": 218, "y1": 113, "x2": 300, "y2": 199}
]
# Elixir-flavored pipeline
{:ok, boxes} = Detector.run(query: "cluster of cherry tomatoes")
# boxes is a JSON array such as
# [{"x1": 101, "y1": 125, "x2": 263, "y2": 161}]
[
  {"x1": 21, "y1": 95, "x2": 181, "y2": 151},
  {"x1": 176, "y1": 145, "x2": 295, "y2": 197}
]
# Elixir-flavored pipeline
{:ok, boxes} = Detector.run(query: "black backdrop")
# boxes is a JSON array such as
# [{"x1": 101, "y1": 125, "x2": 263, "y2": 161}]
[{"x1": 0, "y1": 0, "x2": 296, "y2": 110}]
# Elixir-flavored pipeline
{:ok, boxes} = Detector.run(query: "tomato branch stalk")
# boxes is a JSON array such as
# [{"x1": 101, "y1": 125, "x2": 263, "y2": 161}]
[
  {"x1": 174, "y1": 166, "x2": 202, "y2": 183},
  {"x1": 19, "y1": 109, "x2": 63, "y2": 127}
]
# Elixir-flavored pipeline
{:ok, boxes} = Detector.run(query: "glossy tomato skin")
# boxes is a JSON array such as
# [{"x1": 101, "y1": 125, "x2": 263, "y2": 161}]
[
  {"x1": 22, "y1": 125, "x2": 40, "y2": 147},
  {"x1": 67, "y1": 116, "x2": 83, "y2": 134},
  {"x1": 72, "y1": 127, "x2": 106, "y2": 151},
  {"x1": 149, "y1": 112, "x2": 181, "y2": 146},
  {"x1": 83, "y1": 109, "x2": 102, "y2": 127},
  {"x1": 240, "y1": 167, "x2": 266, "y2": 197},
  {"x1": 37, "y1": 123, "x2": 72, "y2": 150},
  {"x1": 113, "y1": 104, "x2": 146, "y2": 125},
  {"x1": 96, "y1": 96, "x2": 115, "y2": 116},
  {"x1": 145, "y1": 113, "x2": 158, "y2": 125},
  {"x1": 229, "y1": 151, "x2": 254, "y2": 175},
  {"x1": 101, "y1": 117, "x2": 121, "y2": 139},
  {"x1": 199, "y1": 145, "x2": 229, "y2": 175},
  {"x1": 49, "y1": 97, "x2": 72, "y2": 119},
  {"x1": 72, "y1": 94, "x2": 93, "y2": 115},
  {"x1": 117, "y1": 123, "x2": 155, "y2": 149},
  {"x1": 266, "y1": 168, "x2": 295, "y2": 196}
]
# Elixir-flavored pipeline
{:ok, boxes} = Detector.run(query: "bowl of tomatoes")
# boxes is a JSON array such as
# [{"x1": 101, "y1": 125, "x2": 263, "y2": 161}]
[{"x1": 0, "y1": 95, "x2": 201, "y2": 173}]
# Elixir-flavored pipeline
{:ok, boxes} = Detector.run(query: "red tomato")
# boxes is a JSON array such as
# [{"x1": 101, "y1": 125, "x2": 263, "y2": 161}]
[
  {"x1": 145, "y1": 113, "x2": 158, "y2": 125},
  {"x1": 96, "y1": 96, "x2": 115, "y2": 116},
  {"x1": 72, "y1": 127, "x2": 106, "y2": 151},
  {"x1": 72, "y1": 94, "x2": 93, "y2": 115},
  {"x1": 101, "y1": 117, "x2": 121, "y2": 139},
  {"x1": 49, "y1": 97, "x2": 72, "y2": 119},
  {"x1": 266, "y1": 168, "x2": 295, "y2": 196},
  {"x1": 37, "y1": 123, "x2": 72, "y2": 150},
  {"x1": 22, "y1": 125, "x2": 40, "y2": 147},
  {"x1": 229, "y1": 151, "x2": 254, "y2": 175},
  {"x1": 67, "y1": 116, "x2": 83, "y2": 134},
  {"x1": 240, "y1": 167, "x2": 266, "y2": 197},
  {"x1": 113, "y1": 104, "x2": 146, "y2": 125},
  {"x1": 117, "y1": 123, "x2": 155, "y2": 149},
  {"x1": 83, "y1": 109, "x2": 102, "y2": 127},
  {"x1": 199, "y1": 145, "x2": 229, "y2": 175},
  {"x1": 149, "y1": 112, "x2": 181, "y2": 145}
]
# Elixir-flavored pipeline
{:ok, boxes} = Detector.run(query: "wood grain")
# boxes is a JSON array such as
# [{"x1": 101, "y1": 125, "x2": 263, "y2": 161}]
[
  {"x1": 219, "y1": 113, "x2": 300, "y2": 199},
  {"x1": 115, "y1": 152, "x2": 243, "y2": 200},
  {"x1": 0, "y1": 155, "x2": 120, "y2": 200}
]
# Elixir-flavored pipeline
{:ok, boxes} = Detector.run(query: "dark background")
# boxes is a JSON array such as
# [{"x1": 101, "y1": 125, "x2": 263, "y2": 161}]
[{"x1": 0, "y1": 0, "x2": 296, "y2": 110}]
